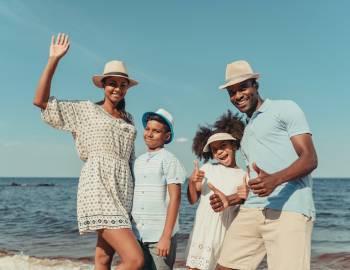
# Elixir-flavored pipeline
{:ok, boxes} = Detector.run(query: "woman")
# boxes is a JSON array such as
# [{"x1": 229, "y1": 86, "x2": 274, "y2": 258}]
[{"x1": 33, "y1": 33, "x2": 144, "y2": 270}]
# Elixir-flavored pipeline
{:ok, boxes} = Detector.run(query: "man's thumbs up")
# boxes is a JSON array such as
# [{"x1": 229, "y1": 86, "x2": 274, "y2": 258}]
[
  {"x1": 249, "y1": 162, "x2": 279, "y2": 197},
  {"x1": 208, "y1": 182, "x2": 229, "y2": 211},
  {"x1": 252, "y1": 162, "x2": 267, "y2": 176}
]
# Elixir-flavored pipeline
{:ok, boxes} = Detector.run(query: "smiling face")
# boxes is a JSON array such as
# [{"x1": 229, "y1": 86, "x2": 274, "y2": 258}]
[
  {"x1": 143, "y1": 120, "x2": 171, "y2": 151},
  {"x1": 210, "y1": 140, "x2": 237, "y2": 167},
  {"x1": 103, "y1": 77, "x2": 129, "y2": 105},
  {"x1": 226, "y1": 79, "x2": 262, "y2": 117}
]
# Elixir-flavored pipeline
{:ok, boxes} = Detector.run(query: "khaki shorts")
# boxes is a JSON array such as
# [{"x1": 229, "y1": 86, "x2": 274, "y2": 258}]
[{"x1": 218, "y1": 208, "x2": 313, "y2": 270}]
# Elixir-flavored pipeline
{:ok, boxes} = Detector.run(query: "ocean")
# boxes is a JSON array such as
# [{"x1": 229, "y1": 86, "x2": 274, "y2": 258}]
[{"x1": 0, "y1": 177, "x2": 349, "y2": 269}]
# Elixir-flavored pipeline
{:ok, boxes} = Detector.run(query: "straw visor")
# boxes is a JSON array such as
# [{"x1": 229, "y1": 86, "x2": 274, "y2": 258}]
[{"x1": 203, "y1": 132, "x2": 237, "y2": 152}]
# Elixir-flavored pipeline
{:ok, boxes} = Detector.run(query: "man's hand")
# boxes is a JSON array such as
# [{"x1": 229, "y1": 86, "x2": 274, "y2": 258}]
[
  {"x1": 208, "y1": 183, "x2": 229, "y2": 212},
  {"x1": 156, "y1": 235, "x2": 171, "y2": 257},
  {"x1": 249, "y1": 163, "x2": 280, "y2": 197}
]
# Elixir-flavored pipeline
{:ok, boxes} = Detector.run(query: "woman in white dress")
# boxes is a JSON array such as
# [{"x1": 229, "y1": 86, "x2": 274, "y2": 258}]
[
  {"x1": 186, "y1": 111, "x2": 249, "y2": 270},
  {"x1": 33, "y1": 33, "x2": 144, "y2": 270}
]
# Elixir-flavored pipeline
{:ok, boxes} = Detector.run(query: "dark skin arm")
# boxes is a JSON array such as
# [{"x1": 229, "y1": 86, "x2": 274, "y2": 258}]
[
  {"x1": 209, "y1": 175, "x2": 249, "y2": 213},
  {"x1": 249, "y1": 133, "x2": 317, "y2": 197},
  {"x1": 209, "y1": 134, "x2": 317, "y2": 211}
]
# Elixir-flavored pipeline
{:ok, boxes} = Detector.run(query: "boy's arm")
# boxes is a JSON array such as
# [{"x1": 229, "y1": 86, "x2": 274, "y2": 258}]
[{"x1": 156, "y1": 183, "x2": 181, "y2": 257}]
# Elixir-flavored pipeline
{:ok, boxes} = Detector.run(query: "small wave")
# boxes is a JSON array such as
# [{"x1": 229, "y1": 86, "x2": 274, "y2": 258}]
[
  {"x1": 0, "y1": 252, "x2": 93, "y2": 270},
  {"x1": 5, "y1": 183, "x2": 56, "y2": 187},
  {"x1": 313, "y1": 252, "x2": 350, "y2": 270},
  {"x1": 0, "y1": 251, "x2": 187, "y2": 270}
]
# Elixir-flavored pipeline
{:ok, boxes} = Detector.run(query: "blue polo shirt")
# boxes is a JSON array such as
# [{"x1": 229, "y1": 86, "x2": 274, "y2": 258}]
[
  {"x1": 241, "y1": 99, "x2": 316, "y2": 220},
  {"x1": 131, "y1": 148, "x2": 186, "y2": 242}
]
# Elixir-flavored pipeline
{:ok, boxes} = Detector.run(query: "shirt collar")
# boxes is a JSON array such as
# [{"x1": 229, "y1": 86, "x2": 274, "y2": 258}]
[
  {"x1": 249, "y1": 98, "x2": 271, "y2": 120},
  {"x1": 147, "y1": 148, "x2": 164, "y2": 158},
  {"x1": 257, "y1": 98, "x2": 271, "y2": 113}
]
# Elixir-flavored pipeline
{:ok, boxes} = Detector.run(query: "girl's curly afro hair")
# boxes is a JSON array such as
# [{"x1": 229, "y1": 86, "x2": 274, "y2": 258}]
[{"x1": 192, "y1": 110, "x2": 245, "y2": 162}]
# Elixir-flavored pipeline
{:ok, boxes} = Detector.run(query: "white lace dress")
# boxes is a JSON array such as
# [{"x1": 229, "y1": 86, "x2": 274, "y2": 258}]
[
  {"x1": 42, "y1": 97, "x2": 136, "y2": 234},
  {"x1": 186, "y1": 163, "x2": 246, "y2": 270}
]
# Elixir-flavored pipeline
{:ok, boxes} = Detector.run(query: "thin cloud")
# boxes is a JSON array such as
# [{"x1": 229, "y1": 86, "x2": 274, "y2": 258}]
[
  {"x1": 0, "y1": 139, "x2": 21, "y2": 148},
  {"x1": 175, "y1": 137, "x2": 188, "y2": 143}
]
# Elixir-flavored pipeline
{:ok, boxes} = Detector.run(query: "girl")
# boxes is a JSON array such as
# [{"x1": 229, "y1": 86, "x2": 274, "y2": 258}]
[
  {"x1": 33, "y1": 33, "x2": 144, "y2": 270},
  {"x1": 186, "y1": 111, "x2": 248, "y2": 270}
]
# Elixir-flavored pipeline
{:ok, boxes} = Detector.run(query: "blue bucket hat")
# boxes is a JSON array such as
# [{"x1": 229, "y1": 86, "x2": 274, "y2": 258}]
[{"x1": 142, "y1": 108, "x2": 174, "y2": 144}]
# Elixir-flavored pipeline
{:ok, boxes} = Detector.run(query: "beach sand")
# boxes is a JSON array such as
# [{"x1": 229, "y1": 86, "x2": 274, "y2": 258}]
[{"x1": 1, "y1": 249, "x2": 350, "y2": 270}]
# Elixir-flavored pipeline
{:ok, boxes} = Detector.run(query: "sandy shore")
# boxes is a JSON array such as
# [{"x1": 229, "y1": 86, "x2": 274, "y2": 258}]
[{"x1": 1, "y1": 249, "x2": 350, "y2": 270}]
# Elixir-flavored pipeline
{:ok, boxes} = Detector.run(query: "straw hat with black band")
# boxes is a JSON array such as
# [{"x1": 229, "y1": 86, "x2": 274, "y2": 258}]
[{"x1": 92, "y1": 60, "x2": 138, "y2": 89}]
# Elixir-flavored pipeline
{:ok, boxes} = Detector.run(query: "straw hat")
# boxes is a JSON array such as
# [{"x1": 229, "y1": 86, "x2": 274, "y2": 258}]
[
  {"x1": 142, "y1": 108, "x2": 174, "y2": 144},
  {"x1": 203, "y1": 133, "x2": 237, "y2": 152},
  {"x1": 92, "y1": 60, "x2": 138, "y2": 89},
  {"x1": 219, "y1": 60, "x2": 259, "y2": 90}
]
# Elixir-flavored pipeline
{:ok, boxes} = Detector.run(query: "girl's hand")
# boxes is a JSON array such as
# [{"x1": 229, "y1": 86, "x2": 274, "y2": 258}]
[
  {"x1": 190, "y1": 160, "x2": 205, "y2": 183},
  {"x1": 156, "y1": 236, "x2": 171, "y2": 257},
  {"x1": 237, "y1": 174, "x2": 249, "y2": 200},
  {"x1": 49, "y1": 33, "x2": 70, "y2": 60}
]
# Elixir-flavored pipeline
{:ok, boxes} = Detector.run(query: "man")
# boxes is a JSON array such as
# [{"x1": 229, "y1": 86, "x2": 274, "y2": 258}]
[{"x1": 210, "y1": 60, "x2": 318, "y2": 270}]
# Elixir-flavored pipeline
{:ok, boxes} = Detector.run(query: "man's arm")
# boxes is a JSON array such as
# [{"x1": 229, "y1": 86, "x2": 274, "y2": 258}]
[{"x1": 250, "y1": 133, "x2": 318, "y2": 197}]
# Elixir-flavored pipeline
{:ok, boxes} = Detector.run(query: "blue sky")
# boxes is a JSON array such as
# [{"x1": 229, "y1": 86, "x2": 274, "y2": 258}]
[{"x1": 0, "y1": 1, "x2": 349, "y2": 178}]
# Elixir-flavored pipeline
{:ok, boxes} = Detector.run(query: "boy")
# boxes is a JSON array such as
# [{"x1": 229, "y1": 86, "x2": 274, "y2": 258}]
[{"x1": 132, "y1": 108, "x2": 186, "y2": 270}]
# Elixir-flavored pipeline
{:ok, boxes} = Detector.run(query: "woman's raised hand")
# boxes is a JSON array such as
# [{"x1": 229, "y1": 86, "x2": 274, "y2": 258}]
[{"x1": 49, "y1": 33, "x2": 70, "y2": 60}]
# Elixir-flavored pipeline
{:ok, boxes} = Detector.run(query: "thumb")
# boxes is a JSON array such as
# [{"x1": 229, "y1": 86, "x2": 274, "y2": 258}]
[
  {"x1": 207, "y1": 182, "x2": 219, "y2": 193},
  {"x1": 243, "y1": 174, "x2": 249, "y2": 185},
  {"x1": 193, "y1": 160, "x2": 199, "y2": 172},
  {"x1": 252, "y1": 162, "x2": 261, "y2": 175}
]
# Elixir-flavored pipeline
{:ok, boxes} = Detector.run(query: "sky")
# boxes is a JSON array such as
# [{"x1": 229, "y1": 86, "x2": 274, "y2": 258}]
[{"x1": 0, "y1": 0, "x2": 349, "y2": 178}]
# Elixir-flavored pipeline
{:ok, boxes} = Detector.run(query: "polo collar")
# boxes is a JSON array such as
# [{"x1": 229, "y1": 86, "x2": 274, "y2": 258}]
[
  {"x1": 257, "y1": 98, "x2": 271, "y2": 113},
  {"x1": 249, "y1": 99, "x2": 271, "y2": 120}
]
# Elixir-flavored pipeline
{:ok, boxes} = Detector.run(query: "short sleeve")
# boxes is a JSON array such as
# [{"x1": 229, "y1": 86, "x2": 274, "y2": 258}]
[
  {"x1": 162, "y1": 156, "x2": 186, "y2": 185},
  {"x1": 278, "y1": 101, "x2": 311, "y2": 137},
  {"x1": 41, "y1": 97, "x2": 83, "y2": 132},
  {"x1": 240, "y1": 150, "x2": 249, "y2": 167}
]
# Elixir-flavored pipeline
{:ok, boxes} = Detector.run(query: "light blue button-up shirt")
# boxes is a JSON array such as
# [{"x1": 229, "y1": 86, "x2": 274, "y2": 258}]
[
  {"x1": 241, "y1": 99, "x2": 316, "y2": 220},
  {"x1": 132, "y1": 148, "x2": 186, "y2": 242}
]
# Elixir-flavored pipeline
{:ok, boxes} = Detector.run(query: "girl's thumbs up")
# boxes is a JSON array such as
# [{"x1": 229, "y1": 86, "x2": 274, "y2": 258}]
[
  {"x1": 190, "y1": 160, "x2": 204, "y2": 183},
  {"x1": 194, "y1": 160, "x2": 199, "y2": 172}
]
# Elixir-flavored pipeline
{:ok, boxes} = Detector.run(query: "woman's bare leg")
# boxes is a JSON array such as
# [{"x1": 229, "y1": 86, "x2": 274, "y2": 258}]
[
  {"x1": 95, "y1": 231, "x2": 115, "y2": 270},
  {"x1": 99, "y1": 228, "x2": 144, "y2": 270}
]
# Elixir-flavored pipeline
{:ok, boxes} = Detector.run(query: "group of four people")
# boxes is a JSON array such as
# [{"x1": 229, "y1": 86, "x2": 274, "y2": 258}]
[{"x1": 33, "y1": 33, "x2": 318, "y2": 270}]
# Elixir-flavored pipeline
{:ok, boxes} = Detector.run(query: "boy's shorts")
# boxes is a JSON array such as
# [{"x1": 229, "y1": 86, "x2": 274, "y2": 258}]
[
  {"x1": 218, "y1": 207, "x2": 313, "y2": 270},
  {"x1": 139, "y1": 234, "x2": 177, "y2": 270}
]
